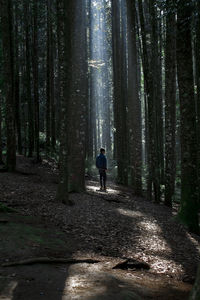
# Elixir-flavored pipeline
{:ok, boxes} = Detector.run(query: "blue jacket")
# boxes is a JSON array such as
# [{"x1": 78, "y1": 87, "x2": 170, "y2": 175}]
[{"x1": 96, "y1": 153, "x2": 107, "y2": 170}]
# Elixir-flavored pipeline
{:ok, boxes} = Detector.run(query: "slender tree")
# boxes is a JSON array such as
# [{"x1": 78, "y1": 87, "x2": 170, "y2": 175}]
[
  {"x1": 0, "y1": 0, "x2": 16, "y2": 171},
  {"x1": 127, "y1": 0, "x2": 142, "y2": 195},
  {"x1": 176, "y1": 0, "x2": 199, "y2": 234},
  {"x1": 164, "y1": 0, "x2": 176, "y2": 207},
  {"x1": 0, "y1": 91, "x2": 3, "y2": 164},
  {"x1": 112, "y1": 0, "x2": 128, "y2": 185},
  {"x1": 32, "y1": 0, "x2": 40, "y2": 161},
  {"x1": 24, "y1": 0, "x2": 34, "y2": 157},
  {"x1": 56, "y1": 0, "x2": 75, "y2": 203},
  {"x1": 14, "y1": 1, "x2": 22, "y2": 155}
]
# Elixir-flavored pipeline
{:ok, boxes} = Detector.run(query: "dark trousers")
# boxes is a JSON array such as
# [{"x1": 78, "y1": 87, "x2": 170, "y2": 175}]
[{"x1": 99, "y1": 169, "x2": 107, "y2": 188}]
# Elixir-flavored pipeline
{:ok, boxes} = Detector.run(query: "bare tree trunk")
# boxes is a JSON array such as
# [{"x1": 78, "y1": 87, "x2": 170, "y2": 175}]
[
  {"x1": 56, "y1": 0, "x2": 73, "y2": 204},
  {"x1": 0, "y1": 92, "x2": 3, "y2": 164},
  {"x1": 24, "y1": 0, "x2": 34, "y2": 158},
  {"x1": 112, "y1": 0, "x2": 128, "y2": 185},
  {"x1": 46, "y1": 0, "x2": 51, "y2": 154},
  {"x1": 32, "y1": 0, "x2": 40, "y2": 161},
  {"x1": 164, "y1": 0, "x2": 176, "y2": 207},
  {"x1": 67, "y1": 0, "x2": 88, "y2": 192},
  {"x1": 1, "y1": 0, "x2": 16, "y2": 171},
  {"x1": 176, "y1": 0, "x2": 199, "y2": 234},
  {"x1": 138, "y1": 0, "x2": 153, "y2": 200},
  {"x1": 127, "y1": 0, "x2": 142, "y2": 195},
  {"x1": 14, "y1": 2, "x2": 22, "y2": 155},
  {"x1": 194, "y1": 1, "x2": 200, "y2": 207}
]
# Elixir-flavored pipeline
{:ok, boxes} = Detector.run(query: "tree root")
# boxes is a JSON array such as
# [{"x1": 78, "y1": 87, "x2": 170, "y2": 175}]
[{"x1": 2, "y1": 257, "x2": 100, "y2": 267}]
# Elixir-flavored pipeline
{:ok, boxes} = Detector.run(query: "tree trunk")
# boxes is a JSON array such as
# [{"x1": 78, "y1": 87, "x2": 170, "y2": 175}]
[
  {"x1": 67, "y1": 0, "x2": 88, "y2": 192},
  {"x1": 149, "y1": 0, "x2": 161, "y2": 203},
  {"x1": 14, "y1": 2, "x2": 22, "y2": 155},
  {"x1": 32, "y1": 0, "x2": 40, "y2": 161},
  {"x1": 56, "y1": 0, "x2": 75, "y2": 204},
  {"x1": 176, "y1": 0, "x2": 199, "y2": 234},
  {"x1": 194, "y1": 1, "x2": 200, "y2": 207},
  {"x1": 138, "y1": 0, "x2": 153, "y2": 200},
  {"x1": 164, "y1": 0, "x2": 176, "y2": 207},
  {"x1": 46, "y1": 0, "x2": 51, "y2": 154},
  {"x1": 112, "y1": 0, "x2": 128, "y2": 185},
  {"x1": 127, "y1": 0, "x2": 142, "y2": 195},
  {"x1": 0, "y1": 0, "x2": 16, "y2": 171},
  {"x1": 0, "y1": 92, "x2": 3, "y2": 164},
  {"x1": 24, "y1": 0, "x2": 34, "y2": 158}
]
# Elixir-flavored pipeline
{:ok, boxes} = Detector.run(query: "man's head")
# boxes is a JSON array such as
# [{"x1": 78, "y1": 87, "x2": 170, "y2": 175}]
[{"x1": 100, "y1": 148, "x2": 105, "y2": 155}]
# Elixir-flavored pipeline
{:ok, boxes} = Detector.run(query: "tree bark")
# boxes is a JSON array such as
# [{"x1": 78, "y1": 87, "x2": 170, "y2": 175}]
[
  {"x1": 127, "y1": 0, "x2": 142, "y2": 195},
  {"x1": 176, "y1": 0, "x2": 199, "y2": 234},
  {"x1": 112, "y1": 0, "x2": 128, "y2": 185},
  {"x1": 164, "y1": 0, "x2": 176, "y2": 207},
  {"x1": 32, "y1": 0, "x2": 40, "y2": 161},
  {"x1": 0, "y1": 92, "x2": 3, "y2": 164},
  {"x1": 0, "y1": 0, "x2": 16, "y2": 171},
  {"x1": 67, "y1": 0, "x2": 88, "y2": 192}
]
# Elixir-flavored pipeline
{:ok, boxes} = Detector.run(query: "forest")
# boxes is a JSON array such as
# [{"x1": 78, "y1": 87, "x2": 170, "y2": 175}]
[{"x1": 0, "y1": 0, "x2": 200, "y2": 299}]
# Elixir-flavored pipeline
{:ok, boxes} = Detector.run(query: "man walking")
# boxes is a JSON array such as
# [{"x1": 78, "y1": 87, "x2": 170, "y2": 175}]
[{"x1": 96, "y1": 148, "x2": 107, "y2": 191}]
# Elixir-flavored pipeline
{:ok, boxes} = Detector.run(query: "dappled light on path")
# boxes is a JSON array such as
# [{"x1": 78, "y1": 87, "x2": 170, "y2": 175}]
[
  {"x1": 87, "y1": 184, "x2": 119, "y2": 195},
  {"x1": 117, "y1": 208, "x2": 144, "y2": 218},
  {"x1": 0, "y1": 281, "x2": 18, "y2": 300}
]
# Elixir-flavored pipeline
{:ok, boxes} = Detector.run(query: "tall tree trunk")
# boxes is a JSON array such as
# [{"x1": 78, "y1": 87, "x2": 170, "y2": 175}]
[
  {"x1": 127, "y1": 0, "x2": 142, "y2": 195},
  {"x1": 67, "y1": 0, "x2": 88, "y2": 192},
  {"x1": 0, "y1": 0, "x2": 16, "y2": 171},
  {"x1": 194, "y1": 1, "x2": 200, "y2": 207},
  {"x1": 138, "y1": 0, "x2": 154, "y2": 200},
  {"x1": 49, "y1": 4, "x2": 56, "y2": 151},
  {"x1": 164, "y1": 0, "x2": 176, "y2": 207},
  {"x1": 56, "y1": 0, "x2": 74, "y2": 204},
  {"x1": 56, "y1": 0, "x2": 64, "y2": 141},
  {"x1": 149, "y1": 0, "x2": 161, "y2": 203},
  {"x1": 24, "y1": 0, "x2": 34, "y2": 157},
  {"x1": 0, "y1": 92, "x2": 3, "y2": 164},
  {"x1": 46, "y1": 0, "x2": 51, "y2": 153},
  {"x1": 112, "y1": 0, "x2": 128, "y2": 185},
  {"x1": 14, "y1": 2, "x2": 22, "y2": 155},
  {"x1": 176, "y1": 0, "x2": 199, "y2": 234},
  {"x1": 32, "y1": 0, "x2": 40, "y2": 161}
]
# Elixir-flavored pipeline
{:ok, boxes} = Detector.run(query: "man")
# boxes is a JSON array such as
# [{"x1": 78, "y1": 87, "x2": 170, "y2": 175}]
[{"x1": 96, "y1": 148, "x2": 107, "y2": 191}]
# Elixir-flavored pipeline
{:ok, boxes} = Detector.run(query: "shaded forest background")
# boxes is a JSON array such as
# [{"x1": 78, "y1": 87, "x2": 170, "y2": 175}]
[{"x1": 0, "y1": 0, "x2": 199, "y2": 236}]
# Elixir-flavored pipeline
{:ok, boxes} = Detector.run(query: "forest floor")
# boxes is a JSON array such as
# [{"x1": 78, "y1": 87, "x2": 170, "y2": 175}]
[{"x1": 0, "y1": 155, "x2": 199, "y2": 300}]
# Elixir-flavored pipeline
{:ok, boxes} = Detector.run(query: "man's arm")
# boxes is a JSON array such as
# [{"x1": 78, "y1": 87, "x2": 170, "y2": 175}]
[{"x1": 104, "y1": 156, "x2": 107, "y2": 170}]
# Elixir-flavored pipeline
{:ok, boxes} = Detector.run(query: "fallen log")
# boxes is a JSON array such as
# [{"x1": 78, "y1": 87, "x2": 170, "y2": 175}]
[{"x1": 2, "y1": 257, "x2": 100, "y2": 267}]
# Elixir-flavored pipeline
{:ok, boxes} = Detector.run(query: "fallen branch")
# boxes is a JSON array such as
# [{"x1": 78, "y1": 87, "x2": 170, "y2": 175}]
[{"x1": 2, "y1": 257, "x2": 100, "y2": 267}]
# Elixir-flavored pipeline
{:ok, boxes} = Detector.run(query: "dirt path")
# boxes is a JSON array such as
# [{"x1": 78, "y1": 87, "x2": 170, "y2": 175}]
[{"x1": 0, "y1": 156, "x2": 199, "y2": 299}]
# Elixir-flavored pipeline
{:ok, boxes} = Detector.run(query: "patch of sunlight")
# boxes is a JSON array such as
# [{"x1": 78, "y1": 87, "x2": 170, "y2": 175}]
[
  {"x1": 1, "y1": 280, "x2": 18, "y2": 300},
  {"x1": 150, "y1": 256, "x2": 185, "y2": 275},
  {"x1": 139, "y1": 220, "x2": 173, "y2": 253},
  {"x1": 139, "y1": 220, "x2": 163, "y2": 233},
  {"x1": 117, "y1": 208, "x2": 144, "y2": 218},
  {"x1": 87, "y1": 185, "x2": 119, "y2": 195},
  {"x1": 117, "y1": 208, "x2": 173, "y2": 254},
  {"x1": 62, "y1": 264, "x2": 107, "y2": 300}
]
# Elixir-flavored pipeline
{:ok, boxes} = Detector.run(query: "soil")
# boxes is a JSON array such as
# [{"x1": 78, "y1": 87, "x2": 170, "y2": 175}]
[{"x1": 0, "y1": 155, "x2": 199, "y2": 299}]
